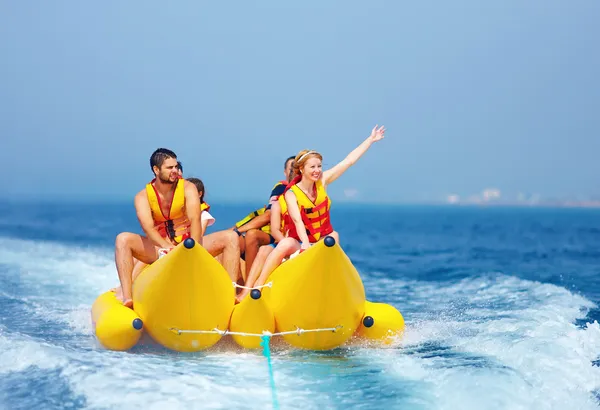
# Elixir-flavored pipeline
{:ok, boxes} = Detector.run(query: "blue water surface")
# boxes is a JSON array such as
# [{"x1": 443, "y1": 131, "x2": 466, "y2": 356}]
[{"x1": 1, "y1": 200, "x2": 600, "y2": 409}]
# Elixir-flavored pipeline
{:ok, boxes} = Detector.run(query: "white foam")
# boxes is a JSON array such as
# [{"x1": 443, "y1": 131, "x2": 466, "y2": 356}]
[
  {"x1": 0, "y1": 233, "x2": 338, "y2": 408},
  {"x1": 59, "y1": 351, "x2": 337, "y2": 409},
  {"x1": 359, "y1": 273, "x2": 600, "y2": 410},
  {"x1": 0, "y1": 237, "x2": 117, "y2": 304},
  {"x1": 0, "y1": 328, "x2": 67, "y2": 374},
  {"x1": 2, "y1": 237, "x2": 600, "y2": 409}
]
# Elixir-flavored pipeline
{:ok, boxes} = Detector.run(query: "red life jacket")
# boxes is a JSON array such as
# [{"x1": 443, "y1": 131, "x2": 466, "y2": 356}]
[{"x1": 283, "y1": 176, "x2": 333, "y2": 243}]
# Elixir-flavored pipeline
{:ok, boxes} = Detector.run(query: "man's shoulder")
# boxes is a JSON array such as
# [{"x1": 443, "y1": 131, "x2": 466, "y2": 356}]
[
  {"x1": 182, "y1": 179, "x2": 199, "y2": 195},
  {"x1": 135, "y1": 187, "x2": 149, "y2": 200},
  {"x1": 270, "y1": 181, "x2": 286, "y2": 195},
  {"x1": 133, "y1": 188, "x2": 150, "y2": 210}
]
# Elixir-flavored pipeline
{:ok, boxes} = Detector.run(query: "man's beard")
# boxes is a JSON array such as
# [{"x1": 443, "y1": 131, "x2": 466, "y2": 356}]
[{"x1": 158, "y1": 174, "x2": 176, "y2": 184}]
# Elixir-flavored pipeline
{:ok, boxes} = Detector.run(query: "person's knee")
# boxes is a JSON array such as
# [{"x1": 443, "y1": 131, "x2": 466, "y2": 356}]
[
  {"x1": 281, "y1": 238, "x2": 298, "y2": 250},
  {"x1": 258, "y1": 245, "x2": 273, "y2": 258},
  {"x1": 115, "y1": 232, "x2": 133, "y2": 249},
  {"x1": 245, "y1": 229, "x2": 258, "y2": 240},
  {"x1": 226, "y1": 230, "x2": 240, "y2": 249},
  {"x1": 245, "y1": 229, "x2": 268, "y2": 247},
  {"x1": 274, "y1": 241, "x2": 297, "y2": 257}
]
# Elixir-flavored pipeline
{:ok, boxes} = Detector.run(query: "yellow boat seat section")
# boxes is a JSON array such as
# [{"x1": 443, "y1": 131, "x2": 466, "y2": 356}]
[
  {"x1": 229, "y1": 290, "x2": 276, "y2": 349},
  {"x1": 91, "y1": 290, "x2": 143, "y2": 351},
  {"x1": 356, "y1": 300, "x2": 405, "y2": 344},
  {"x1": 132, "y1": 238, "x2": 235, "y2": 352},
  {"x1": 267, "y1": 236, "x2": 366, "y2": 350}
]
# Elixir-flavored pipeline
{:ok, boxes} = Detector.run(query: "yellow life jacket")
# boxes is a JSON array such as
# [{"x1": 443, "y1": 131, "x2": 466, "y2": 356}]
[
  {"x1": 146, "y1": 178, "x2": 190, "y2": 244},
  {"x1": 277, "y1": 195, "x2": 289, "y2": 234},
  {"x1": 235, "y1": 206, "x2": 270, "y2": 233},
  {"x1": 235, "y1": 180, "x2": 287, "y2": 235},
  {"x1": 287, "y1": 179, "x2": 333, "y2": 243},
  {"x1": 201, "y1": 202, "x2": 210, "y2": 212}
]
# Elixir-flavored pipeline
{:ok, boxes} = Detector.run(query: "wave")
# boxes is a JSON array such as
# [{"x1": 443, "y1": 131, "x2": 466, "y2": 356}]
[{"x1": 1, "y1": 237, "x2": 599, "y2": 409}]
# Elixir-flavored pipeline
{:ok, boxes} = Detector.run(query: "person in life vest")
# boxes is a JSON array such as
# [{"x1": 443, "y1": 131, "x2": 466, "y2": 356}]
[
  {"x1": 167, "y1": 168, "x2": 243, "y2": 282},
  {"x1": 238, "y1": 125, "x2": 386, "y2": 301},
  {"x1": 114, "y1": 148, "x2": 203, "y2": 309},
  {"x1": 176, "y1": 161, "x2": 183, "y2": 178},
  {"x1": 174, "y1": 171, "x2": 241, "y2": 283},
  {"x1": 119, "y1": 176, "x2": 217, "y2": 290},
  {"x1": 227, "y1": 155, "x2": 295, "y2": 283},
  {"x1": 186, "y1": 177, "x2": 215, "y2": 236},
  {"x1": 234, "y1": 167, "x2": 297, "y2": 302}
]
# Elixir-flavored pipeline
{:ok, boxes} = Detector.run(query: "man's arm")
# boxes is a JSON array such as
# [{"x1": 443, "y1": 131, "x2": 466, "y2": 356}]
[
  {"x1": 235, "y1": 210, "x2": 271, "y2": 233},
  {"x1": 268, "y1": 184, "x2": 286, "y2": 206},
  {"x1": 269, "y1": 201, "x2": 285, "y2": 243},
  {"x1": 236, "y1": 182, "x2": 286, "y2": 233},
  {"x1": 134, "y1": 191, "x2": 174, "y2": 249},
  {"x1": 184, "y1": 181, "x2": 203, "y2": 246}
]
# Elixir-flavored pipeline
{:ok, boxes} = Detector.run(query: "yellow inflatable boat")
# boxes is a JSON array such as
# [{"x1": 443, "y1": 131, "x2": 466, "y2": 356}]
[{"x1": 91, "y1": 236, "x2": 405, "y2": 352}]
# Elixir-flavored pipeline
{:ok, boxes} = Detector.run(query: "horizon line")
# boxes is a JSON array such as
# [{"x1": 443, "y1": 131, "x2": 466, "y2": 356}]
[{"x1": 2, "y1": 197, "x2": 600, "y2": 210}]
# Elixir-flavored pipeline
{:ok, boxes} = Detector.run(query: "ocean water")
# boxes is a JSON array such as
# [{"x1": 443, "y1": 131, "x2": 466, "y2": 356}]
[{"x1": 1, "y1": 200, "x2": 600, "y2": 410}]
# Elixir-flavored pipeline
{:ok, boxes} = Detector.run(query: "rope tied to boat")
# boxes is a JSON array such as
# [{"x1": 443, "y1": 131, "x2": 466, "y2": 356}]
[
  {"x1": 168, "y1": 325, "x2": 342, "y2": 409},
  {"x1": 168, "y1": 325, "x2": 342, "y2": 337},
  {"x1": 231, "y1": 281, "x2": 273, "y2": 290}
]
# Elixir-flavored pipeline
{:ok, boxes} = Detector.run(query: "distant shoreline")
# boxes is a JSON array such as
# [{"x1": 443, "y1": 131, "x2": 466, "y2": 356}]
[
  {"x1": 438, "y1": 201, "x2": 600, "y2": 209},
  {"x1": 2, "y1": 198, "x2": 600, "y2": 210}
]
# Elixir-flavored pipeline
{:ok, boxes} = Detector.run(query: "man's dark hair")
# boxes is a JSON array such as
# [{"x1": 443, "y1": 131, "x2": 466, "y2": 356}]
[
  {"x1": 150, "y1": 148, "x2": 177, "y2": 171},
  {"x1": 284, "y1": 156, "x2": 295, "y2": 169}
]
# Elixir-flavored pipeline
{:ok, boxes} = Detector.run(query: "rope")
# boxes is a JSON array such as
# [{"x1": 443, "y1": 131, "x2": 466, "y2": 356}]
[
  {"x1": 260, "y1": 334, "x2": 279, "y2": 410},
  {"x1": 232, "y1": 281, "x2": 273, "y2": 290},
  {"x1": 169, "y1": 325, "x2": 342, "y2": 337},
  {"x1": 168, "y1": 324, "x2": 342, "y2": 409},
  {"x1": 168, "y1": 324, "x2": 342, "y2": 408}
]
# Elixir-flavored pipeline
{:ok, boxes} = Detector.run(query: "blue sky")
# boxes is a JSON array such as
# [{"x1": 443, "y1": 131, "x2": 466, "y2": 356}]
[{"x1": 1, "y1": 1, "x2": 599, "y2": 204}]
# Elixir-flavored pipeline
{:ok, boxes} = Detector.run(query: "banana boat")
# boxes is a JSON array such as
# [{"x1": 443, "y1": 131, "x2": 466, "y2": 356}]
[
  {"x1": 91, "y1": 236, "x2": 405, "y2": 352},
  {"x1": 91, "y1": 290, "x2": 144, "y2": 351}
]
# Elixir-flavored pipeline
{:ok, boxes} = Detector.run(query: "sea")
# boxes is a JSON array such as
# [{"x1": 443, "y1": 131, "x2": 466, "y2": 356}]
[{"x1": 1, "y1": 200, "x2": 600, "y2": 410}]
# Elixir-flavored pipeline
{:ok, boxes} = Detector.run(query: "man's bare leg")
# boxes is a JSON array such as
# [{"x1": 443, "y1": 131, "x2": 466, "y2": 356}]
[
  {"x1": 238, "y1": 234, "x2": 246, "y2": 258},
  {"x1": 132, "y1": 258, "x2": 149, "y2": 282},
  {"x1": 213, "y1": 235, "x2": 245, "y2": 279},
  {"x1": 236, "y1": 244, "x2": 274, "y2": 302},
  {"x1": 114, "y1": 232, "x2": 159, "y2": 308},
  {"x1": 237, "y1": 238, "x2": 299, "y2": 302},
  {"x1": 203, "y1": 230, "x2": 241, "y2": 282},
  {"x1": 237, "y1": 234, "x2": 246, "y2": 283},
  {"x1": 243, "y1": 229, "x2": 272, "y2": 280},
  {"x1": 239, "y1": 259, "x2": 246, "y2": 284},
  {"x1": 114, "y1": 256, "x2": 155, "y2": 300}
]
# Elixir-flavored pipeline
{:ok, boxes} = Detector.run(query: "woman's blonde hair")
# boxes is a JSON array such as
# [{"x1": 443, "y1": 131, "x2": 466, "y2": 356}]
[{"x1": 292, "y1": 150, "x2": 323, "y2": 177}]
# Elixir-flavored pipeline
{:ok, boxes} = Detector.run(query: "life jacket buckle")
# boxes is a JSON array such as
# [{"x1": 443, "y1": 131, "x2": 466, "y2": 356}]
[{"x1": 165, "y1": 220, "x2": 176, "y2": 240}]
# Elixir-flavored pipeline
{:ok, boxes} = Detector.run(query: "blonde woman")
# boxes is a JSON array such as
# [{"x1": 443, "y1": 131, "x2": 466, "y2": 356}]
[{"x1": 238, "y1": 125, "x2": 385, "y2": 302}]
